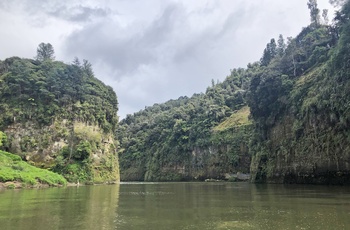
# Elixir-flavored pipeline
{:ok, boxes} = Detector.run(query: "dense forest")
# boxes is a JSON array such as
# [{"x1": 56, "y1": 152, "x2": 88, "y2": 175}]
[
  {"x1": 249, "y1": 0, "x2": 350, "y2": 184},
  {"x1": 118, "y1": 67, "x2": 253, "y2": 181},
  {"x1": 118, "y1": 0, "x2": 350, "y2": 184},
  {"x1": 0, "y1": 45, "x2": 120, "y2": 184}
]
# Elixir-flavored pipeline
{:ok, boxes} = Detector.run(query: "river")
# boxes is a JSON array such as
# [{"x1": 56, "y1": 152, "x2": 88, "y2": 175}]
[{"x1": 0, "y1": 182, "x2": 350, "y2": 229}]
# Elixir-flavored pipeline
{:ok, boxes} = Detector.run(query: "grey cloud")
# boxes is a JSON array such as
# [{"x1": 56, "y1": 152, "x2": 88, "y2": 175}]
[
  {"x1": 0, "y1": 0, "x2": 110, "y2": 25},
  {"x1": 65, "y1": 23, "x2": 156, "y2": 76},
  {"x1": 140, "y1": 3, "x2": 185, "y2": 46},
  {"x1": 64, "y1": 3, "x2": 185, "y2": 76},
  {"x1": 172, "y1": 9, "x2": 246, "y2": 64},
  {"x1": 62, "y1": 1, "x2": 252, "y2": 117},
  {"x1": 1, "y1": 0, "x2": 331, "y2": 118},
  {"x1": 48, "y1": 5, "x2": 111, "y2": 22}
]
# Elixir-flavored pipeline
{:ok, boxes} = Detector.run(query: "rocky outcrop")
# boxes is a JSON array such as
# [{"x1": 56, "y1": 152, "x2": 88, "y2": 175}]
[
  {"x1": 139, "y1": 143, "x2": 251, "y2": 182},
  {"x1": 122, "y1": 125, "x2": 252, "y2": 182},
  {"x1": 5, "y1": 119, "x2": 119, "y2": 184},
  {"x1": 250, "y1": 113, "x2": 350, "y2": 185},
  {"x1": 0, "y1": 57, "x2": 120, "y2": 184}
]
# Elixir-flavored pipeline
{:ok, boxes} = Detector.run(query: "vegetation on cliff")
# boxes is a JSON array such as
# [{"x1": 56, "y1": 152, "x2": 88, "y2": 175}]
[
  {"x1": 0, "y1": 46, "x2": 120, "y2": 184},
  {"x1": 1, "y1": 1, "x2": 349, "y2": 185},
  {"x1": 119, "y1": 0, "x2": 350, "y2": 184},
  {"x1": 0, "y1": 55, "x2": 118, "y2": 132},
  {"x1": 0, "y1": 150, "x2": 66, "y2": 188},
  {"x1": 248, "y1": 0, "x2": 350, "y2": 184},
  {"x1": 117, "y1": 65, "x2": 253, "y2": 181}
]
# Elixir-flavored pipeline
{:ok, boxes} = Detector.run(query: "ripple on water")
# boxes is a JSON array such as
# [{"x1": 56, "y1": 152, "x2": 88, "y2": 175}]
[
  {"x1": 216, "y1": 220, "x2": 253, "y2": 229},
  {"x1": 119, "y1": 191, "x2": 175, "y2": 196}
]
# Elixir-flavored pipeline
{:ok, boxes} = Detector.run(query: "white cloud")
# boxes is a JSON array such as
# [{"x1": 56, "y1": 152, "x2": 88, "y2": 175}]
[{"x1": 0, "y1": 0, "x2": 335, "y2": 118}]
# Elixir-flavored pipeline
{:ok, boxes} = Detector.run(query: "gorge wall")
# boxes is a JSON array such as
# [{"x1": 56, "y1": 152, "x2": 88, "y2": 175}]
[
  {"x1": 249, "y1": 1, "x2": 350, "y2": 184},
  {"x1": 0, "y1": 57, "x2": 120, "y2": 183}
]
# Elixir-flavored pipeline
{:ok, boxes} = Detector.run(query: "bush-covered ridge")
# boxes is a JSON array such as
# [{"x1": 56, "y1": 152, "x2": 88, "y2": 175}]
[
  {"x1": 247, "y1": 0, "x2": 350, "y2": 184},
  {"x1": 0, "y1": 150, "x2": 67, "y2": 188},
  {"x1": 117, "y1": 63, "x2": 254, "y2": 181},
  {"x1": 0, "y1": 53, "x2": 120, "y2": 184},
  {"x1": 0, "y1": 57, "x2": 118, "y2": 133},
  {"x1": 118, "y1": 1, "x2": 350, "y2": 184}
]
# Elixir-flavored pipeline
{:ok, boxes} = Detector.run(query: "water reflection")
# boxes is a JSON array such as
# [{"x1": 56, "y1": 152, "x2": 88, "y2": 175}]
[
  {"x1": 1, "y1": 183, "x2": 350, "y2": 229},
  {"x1": 0, "y1": 185, "x2": 119, "y2": 230},
  {"x1": 116, "y1": 183, "x2": 350, "y2": 230}
]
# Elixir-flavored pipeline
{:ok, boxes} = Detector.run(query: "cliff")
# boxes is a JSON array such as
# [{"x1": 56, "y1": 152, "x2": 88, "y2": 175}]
[
  {"x1": 0, "y1": 57, "x2": 120, "y2": 184},
  {"x1": 248, "y1": 2, "x2": 350, "y2": 184},
  {"x1": 119, "y1": 2, "x2": 350, "y2": 185},
  {"x1": 118, "y1": 88, "x2": 252, "y2": 181}
]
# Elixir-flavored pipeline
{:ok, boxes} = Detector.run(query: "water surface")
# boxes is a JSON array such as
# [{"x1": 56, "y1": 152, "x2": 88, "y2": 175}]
[{"x1": 1, "y1": 182, "x2": 350, "y2": 229}]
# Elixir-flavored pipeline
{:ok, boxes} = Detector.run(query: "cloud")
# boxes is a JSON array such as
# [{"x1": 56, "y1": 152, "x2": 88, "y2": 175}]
[
  {"x1": 0, "y1": 0, "x2": 111, "y2": 27},
  {"x1": 0, "y1": 0, "x2": 335, "y2": 118},
  {"x1": 64, "y1": 3, "x2": 185, "y2": 76},
  {"x1": 62, "y1": 1, "x2": 241, "y2": 116},
  {"x1": 48, "y1": 5, "x2": 111, "y2": 22}
]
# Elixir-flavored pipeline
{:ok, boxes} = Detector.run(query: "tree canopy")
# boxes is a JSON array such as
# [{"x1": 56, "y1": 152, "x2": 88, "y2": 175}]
[{"x1": 36, "y1": 43, "x2": 55, "y2": 61}]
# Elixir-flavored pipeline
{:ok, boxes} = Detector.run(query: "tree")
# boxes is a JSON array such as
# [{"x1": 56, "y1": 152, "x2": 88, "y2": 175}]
[
  {"x1": 322, "y1": 9, "x2": 329, "y2": 25},
  {"x1": 307, "y1": 0, "x2": 320, "y2": 27},
  {"x1": 260, "y1": 38, "x2": 277, "y2": 66},
  {"x1": 82, "y1": 59, "x2": 94, "y2": 77},
  {"x1": 72, "y1": 57, "x2": 81, "y2": 67},
  {"x1": 277, "y1": 34, "x2": 286, "y2": 57},
  {"x1": 36, "y1": 43, "x2": 55, "y2": 61}
]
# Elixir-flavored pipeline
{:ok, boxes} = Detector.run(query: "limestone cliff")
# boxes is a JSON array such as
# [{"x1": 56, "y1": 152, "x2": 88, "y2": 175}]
[
  {"x1": 0, "y1": 57, "x2": 120, "y2": 183},
  {"x1": 248, "y1": 2, "x2": 350, "y2": 184},
  {"x1": 5, "y1": 120, "x2": 119, "y2": 183},
  {"x1": 120, "y1": 106, "x2": 252, "y2": 181}
]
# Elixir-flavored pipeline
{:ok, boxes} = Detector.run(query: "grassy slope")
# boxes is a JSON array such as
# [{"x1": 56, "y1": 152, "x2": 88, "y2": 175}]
[
  {"x1": 0, "y1": 150, "x2": 67, "y2": 188},
  {"x1": 213, "y1": 106, "x2": 252, "y2": 132}
]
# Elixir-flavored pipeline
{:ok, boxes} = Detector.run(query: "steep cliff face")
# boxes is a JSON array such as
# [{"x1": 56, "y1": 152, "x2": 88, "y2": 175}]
[
  {"x1": 250, "y1": 116, "x2": 350, "y2": 184},
  {"x1": 120, "y1": 106, "x2": 252, "y2": 181},
  {"x1": 141, "y1": 140, "x2": 251, "y2": 182},
  {"x1": 0, "y1": 57, "x2": 120, "y2": 183},
  {"x1": 5, "y1": 120, "x2": 119, "y2": 183},
  {"x1": 249, "y1": 2, "x2": 350, "y2": 184}
]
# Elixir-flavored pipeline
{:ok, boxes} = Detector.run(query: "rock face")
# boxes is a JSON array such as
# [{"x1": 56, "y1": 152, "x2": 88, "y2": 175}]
[
  {"x1": 126, "y1": 143, "x2": 251, "y2": 182},
  {"x1": 5, "y1": 120, "x2": 119, "y2": 183},
  {"x1": 121, "y1": 125, "x2": 251, "y2": 182},
  {"x1": 0, "y1": 57, "x2": 120, "y2": 183},
  {"x1": 118, "y1": 100, "x2": 253, "y2": 182},
  {"x1": 250, "y1": 114, "x2": 350, "y2": 184},
  {"x1": 249, "y1": 2, "x2": 350, "y2": 184}
]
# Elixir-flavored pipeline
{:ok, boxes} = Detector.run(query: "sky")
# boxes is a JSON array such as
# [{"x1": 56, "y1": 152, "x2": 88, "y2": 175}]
[{"x1": 0, "y1": 0, "x2": 335, "y2": 119}]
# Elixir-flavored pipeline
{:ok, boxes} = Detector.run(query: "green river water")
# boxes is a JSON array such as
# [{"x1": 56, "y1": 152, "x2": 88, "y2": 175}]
[{"x1": 0, "y1": 182, "x2": 350, "y2": 230}]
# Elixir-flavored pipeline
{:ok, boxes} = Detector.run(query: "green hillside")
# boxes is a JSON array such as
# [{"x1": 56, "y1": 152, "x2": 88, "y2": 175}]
[
  {"x1": 117, "y1": 63, "x2": 254, "y2": 181},
  {"x1": 118, "y1": 0, "x2": 350, "y2": 184},
  {"x1": 0, "y1": 50, "x2": 120, "y2": 184},
  {"x1": 248, "y1": 1, "x2": 350, "y2": 184}
]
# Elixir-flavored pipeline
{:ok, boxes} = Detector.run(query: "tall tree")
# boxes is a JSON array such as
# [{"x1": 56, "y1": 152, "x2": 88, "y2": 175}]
[
  {"x1": 307, "y1": 0, "x2": 321, "y2": 27},
  {"x1": 322, "y1": 9, "x2": 329, "y2": 25},
  {"x1": 72, "y1": 57, "x2": 81, "y2": 67},
  {"x1": 277, "y1": 34, "x2": 286, "y2": 57},
  {"x1": 260, "y1": 38, "x2": 277, "y2": 66},
  {"x1": 36, "y1": 43, "x2": 55, "y2": 61},
  {"x1": 82, "y1": 59, "x2": 94, "y2": 77}
]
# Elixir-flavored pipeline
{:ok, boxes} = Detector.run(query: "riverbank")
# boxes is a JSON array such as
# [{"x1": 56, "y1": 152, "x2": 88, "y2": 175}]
[{"x1": 0, "y1": 150, "x2": 67, "y2": 189}]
